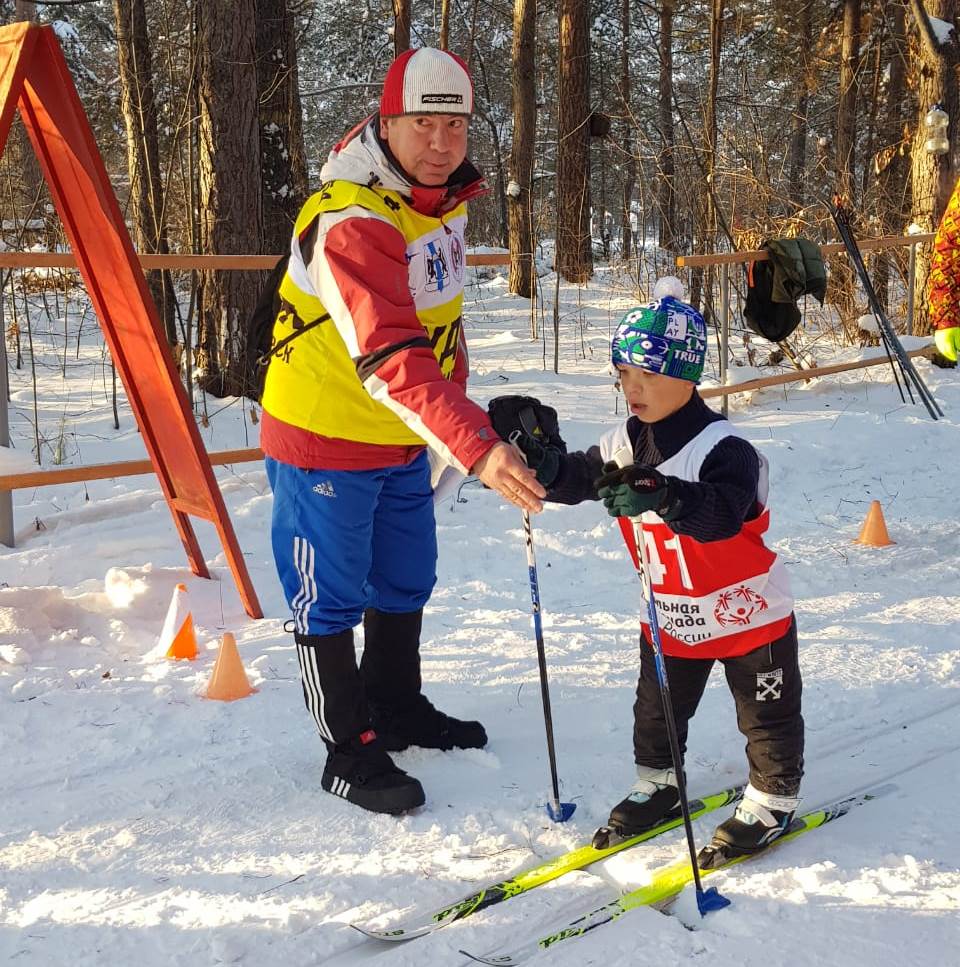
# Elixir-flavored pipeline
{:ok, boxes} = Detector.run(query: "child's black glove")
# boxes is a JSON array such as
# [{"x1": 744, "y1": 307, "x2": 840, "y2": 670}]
[
  {"x1": 510, "y1": 431, "x2": 561, "y2": 487},
  {"x1": 594, "y1": 461, "x2": 681, "y2": 519}
]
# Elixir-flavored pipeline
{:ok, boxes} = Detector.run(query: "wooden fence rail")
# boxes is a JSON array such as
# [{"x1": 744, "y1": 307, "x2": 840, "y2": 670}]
[
  {"x1": 0, "y1": 252, "x2": 513, "y2": 270},
  {"x1": 675, "y1": 232, "x2": 935, "y2": 268},
  {"x1": 0, "y1": 346, "x2": 933, "y2": 493},
  {"x1": 0, "y1": 234, "x2": 937, "y2": 494}
]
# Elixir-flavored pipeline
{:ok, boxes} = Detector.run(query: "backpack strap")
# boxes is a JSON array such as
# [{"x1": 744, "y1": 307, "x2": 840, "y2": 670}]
[
  {"x1": 256, "y1": 310, "x2": 331, "y2": 367},
  {"x1": 256, "y1": 216, "x2": 327, "y2": 369}
]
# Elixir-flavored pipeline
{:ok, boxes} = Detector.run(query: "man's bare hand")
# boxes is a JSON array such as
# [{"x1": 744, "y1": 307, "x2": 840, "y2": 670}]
[{"x1": 473, "y1": 442, "x2": 546, "y2": 513}]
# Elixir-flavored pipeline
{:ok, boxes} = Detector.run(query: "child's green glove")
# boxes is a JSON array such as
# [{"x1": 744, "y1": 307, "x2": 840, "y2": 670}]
[
  {"x1": 935, "y1": 326, "x2": 960, "y2": 363},
  {"x1": 594, "y1": 462, "x2": 680, "y2": 519}
]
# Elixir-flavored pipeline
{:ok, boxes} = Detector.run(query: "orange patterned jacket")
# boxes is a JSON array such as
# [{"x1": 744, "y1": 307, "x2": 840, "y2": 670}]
[{"x1": 930, "y1": 178, "x2": 960, "y2": 331}]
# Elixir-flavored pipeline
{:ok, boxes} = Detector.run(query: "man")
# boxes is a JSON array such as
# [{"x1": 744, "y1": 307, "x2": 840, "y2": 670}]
[{"x1": 260, "y1": 48, "x2": 545, "y2": 815}]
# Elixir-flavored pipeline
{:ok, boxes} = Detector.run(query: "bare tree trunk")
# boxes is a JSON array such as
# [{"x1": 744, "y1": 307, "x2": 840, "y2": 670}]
[
  {"x1": 11, "y1": 2, "x2": 44, "y2": 237},
  {"x1": 256, "y1": 0, "x2": 309, "y2": 256},
  {"x1": 113, "y1": 0, "x2": 178, "y2": 348},
  {"x1": 620, "y1": 0, "x2": 635, "y2": 267},
  {"x1": 788, "y1": 0, "x2": 815, "y2": 208},
  {"x1": 657, "y1": 0, "x2": 676, "y2": 252},
  {"x1": 393, "y1": 0, "x2": 411, "y2": 57},
  {"x1": 699, "y1": 0, "x2": 724, "y2": 321},
  {"x1": 197, "y1": 0, "x2": 264, "y2": 396},
  {"x1": 909, "y1": 0, "x2": 960, "y2": 334},
  {"x1": 830, "y1": 0, "x2": 861, "y2": 333},
  {"x1": 556, "y1": 0, "x2": 593, "y2": 283},
  {"x1": 440, "y1": 0, "x2": 450, "y2": 49},
  {"x1": 874, "y1": 2, "x2": 909, "y2": 312},
  {"x1": 508, "y1": 0, "x2": 536, "y2": 300},
  {"x1": 861, "y1": 30, "x2": 884, "y2": 202},
  {"x1": 288, "y1": 23, "x2": 309, "y2": 210}
]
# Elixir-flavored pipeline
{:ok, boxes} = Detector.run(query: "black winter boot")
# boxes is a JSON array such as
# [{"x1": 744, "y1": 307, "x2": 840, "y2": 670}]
[
  {"x1": 371, "y1": 694, "x2": 488, "y2": 751},
  {"x1": 321, "y1": 730, "x2": 425, "y2": 814},
  {"x1": 295, "y1": 630, "x2": 425, "y2": 814},
  {"x1": 294, "y1": 630, "x2": 368, "y2": 743},
  {"x1": 361, "y1": 608, "x2": 488, "y2": 752}
]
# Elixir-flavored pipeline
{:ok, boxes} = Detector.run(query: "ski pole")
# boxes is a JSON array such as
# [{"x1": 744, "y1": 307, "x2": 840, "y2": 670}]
[
  {"x1": 611, "y1": 446, "x2": 729, "y2": 915},
  {"x1": 830, "y1": 197, "x2": 942, "y2": 419},
  {"x1": 510, "y1": 430, "x2": 575, "y2": 823}
]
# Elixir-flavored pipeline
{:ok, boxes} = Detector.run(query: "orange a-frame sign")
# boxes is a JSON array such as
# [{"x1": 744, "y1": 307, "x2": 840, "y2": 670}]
[{"x1": 0, "y1": 23, "x2": 262, "y2": 618}]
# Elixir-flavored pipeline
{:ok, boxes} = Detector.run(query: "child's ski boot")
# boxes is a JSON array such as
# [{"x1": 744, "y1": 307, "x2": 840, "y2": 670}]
[
  {"x1": 698, "y1": 784, "x2": 800, "y2": 869},
  {"x1": 592, "y1": 766, "x2": 680, "y2": 848}
]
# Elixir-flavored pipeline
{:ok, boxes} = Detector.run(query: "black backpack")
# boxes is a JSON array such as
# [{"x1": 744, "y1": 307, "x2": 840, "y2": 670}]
[
  {"x1": 244, "y1": 220, "x2": 328, "y2": 401},
  {"x1": 743, "y1": 255, "x2": 802, "y2": 343}
]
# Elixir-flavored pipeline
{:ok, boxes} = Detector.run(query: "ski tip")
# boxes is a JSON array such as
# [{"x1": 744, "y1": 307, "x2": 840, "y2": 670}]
[
  {"x1": 696, "y1": 885, "x2": 731, "y2": 915},
  {"x1": 459, "y1": 949, "x2": 518, "y2": 966},
  {"x1": 351, "y1": 923, "x2": 395, "y2": 941},
  {"x1": 546, "y1": 800, "x2": 576, "y2": 823},
  {"x1": 351, "y1": 922, "x2": 424, "y2": 942}
]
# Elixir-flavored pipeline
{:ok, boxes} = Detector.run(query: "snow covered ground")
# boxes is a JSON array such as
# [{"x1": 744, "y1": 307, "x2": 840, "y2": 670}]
[{"x1": 1, "y1": 267, "x2": 958, "y2": 966}]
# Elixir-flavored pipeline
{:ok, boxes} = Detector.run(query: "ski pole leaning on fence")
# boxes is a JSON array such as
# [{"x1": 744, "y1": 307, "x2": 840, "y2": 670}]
[{"x1": 830, "y1": 196, "x2": 943, "y2": 421}]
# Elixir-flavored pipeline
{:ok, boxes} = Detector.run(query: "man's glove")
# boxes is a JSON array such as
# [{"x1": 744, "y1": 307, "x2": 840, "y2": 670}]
[
  {"x1": 510, "y1": 431, "x2": 561, "y2": 487},
  {"x1": 487, "y1": 395, "x2": 567, "y2": 452},
  {"x1": 594, "y1": 461, "x2": 681, "y2": 519},
  {"x1": 934, "y1": 327, "x2": 960, "y2": 366}
]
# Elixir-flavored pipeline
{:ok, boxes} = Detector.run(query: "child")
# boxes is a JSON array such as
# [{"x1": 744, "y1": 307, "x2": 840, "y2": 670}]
[{"x1": 489, "y1": 296, "x2": 803, "y2": 864}]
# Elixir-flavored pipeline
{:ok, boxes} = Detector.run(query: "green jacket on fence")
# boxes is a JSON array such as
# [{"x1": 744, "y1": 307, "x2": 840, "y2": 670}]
[{"x1": 766, "y1": 237, "x2": 827, "y2": 305}]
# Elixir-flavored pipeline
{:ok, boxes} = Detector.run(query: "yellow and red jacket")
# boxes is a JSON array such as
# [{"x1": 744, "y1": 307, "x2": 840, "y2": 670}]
[
  {"x1": 930, "y1": 177, "x2": 960, "y2": 332},
  {"x1": 260, "y1": 115, "x2": 498, "y2": 474}
]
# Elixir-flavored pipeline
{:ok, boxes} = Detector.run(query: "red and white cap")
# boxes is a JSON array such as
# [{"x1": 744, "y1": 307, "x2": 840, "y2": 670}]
[{"x1": 380, "y1": 47, "x2": 473, "y2": 117}]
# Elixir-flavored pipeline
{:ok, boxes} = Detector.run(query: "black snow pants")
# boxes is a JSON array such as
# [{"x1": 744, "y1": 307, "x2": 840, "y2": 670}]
[{"x1": 633, "y1": 615, "x2": 804, "y2": 797}]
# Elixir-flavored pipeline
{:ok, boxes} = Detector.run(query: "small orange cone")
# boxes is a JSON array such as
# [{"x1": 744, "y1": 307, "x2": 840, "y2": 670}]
[
  {"x1": 158, "y1": 583, "x2": 198, "y2": 660},
  {"x1": 205, "y1": 632, "x2": 256, "y2": 701},
  {"x1": 855, "y1": 500, "x2": 895, "y2": 547}
]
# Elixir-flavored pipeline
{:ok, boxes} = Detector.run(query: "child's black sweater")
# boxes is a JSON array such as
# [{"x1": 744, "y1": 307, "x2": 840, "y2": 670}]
[{"x1": 547, "y1": 392, "x2": 761, "y2": 543}]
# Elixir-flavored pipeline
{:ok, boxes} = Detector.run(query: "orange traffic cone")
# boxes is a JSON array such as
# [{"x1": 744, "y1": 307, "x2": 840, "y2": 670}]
[
  {"x1": 205, "y1": 632, "x2": 256, "y2": 701},
  {"x1": 158, "y1": 583, "x2": 198, "y2": 660},
  {"x1": 854, "y1": 500, "x2": 895, "y2": 547}
]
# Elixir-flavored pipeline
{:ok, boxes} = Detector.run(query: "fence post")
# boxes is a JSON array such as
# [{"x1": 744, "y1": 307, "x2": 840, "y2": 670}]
[
  {"x1": 720, "y1": 263, "x2": 730, "y2": 416},
  {"x1": 0, "y1": 283, "x2": 14, "y2": 548},
  {"x1": 907, "y1": 241, "x2": 917, "y2": 337}
]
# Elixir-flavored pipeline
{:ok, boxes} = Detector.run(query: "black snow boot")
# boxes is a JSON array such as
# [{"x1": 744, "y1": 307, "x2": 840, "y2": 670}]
[
  {"x1": 321, "y1": 731, "x2": 425, "y2": 815},
  {"x1": 295, "y1": 630, "x2": 425, "y2": 814},
  {"x1": 371, "y1": 694, "x2": 488, "y2": 752},
  {"x1": 605, "y1": 765, "x2": 681, "y2": 836},
  {"x1": 361, "y1": 608, "x2": 488, "y2": 752},
  {"x1": 698, "y1": 784, "x2": 800, "y2": 870}
]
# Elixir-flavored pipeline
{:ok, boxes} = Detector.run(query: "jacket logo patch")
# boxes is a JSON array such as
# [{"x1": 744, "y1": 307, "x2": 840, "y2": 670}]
[
  {"x1": 312, "y1": 481, "x2": 337, "y2": 498},
  {"x1": 714, "y1": 585, "x2": 768, "y2": 627},
  {"x1": 756, "y1": 667, "x2": 783, "y2": 702},
  {"x1": 450, "y1": 235, "x2": 464, "y2": 280},
  {"x1": 424, "y1": 240, "x2": 450, "y2": 292}
]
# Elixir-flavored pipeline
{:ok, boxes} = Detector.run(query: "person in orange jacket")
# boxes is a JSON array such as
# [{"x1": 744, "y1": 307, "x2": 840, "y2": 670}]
[{"x1": 929, "y1": 178, "x2": 960, "y2": 366}]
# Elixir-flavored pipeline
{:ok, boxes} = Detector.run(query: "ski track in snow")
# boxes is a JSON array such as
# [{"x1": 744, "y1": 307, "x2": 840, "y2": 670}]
[{"x1": 1, "y1": 273, "x2": 958, "y2": 965}]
